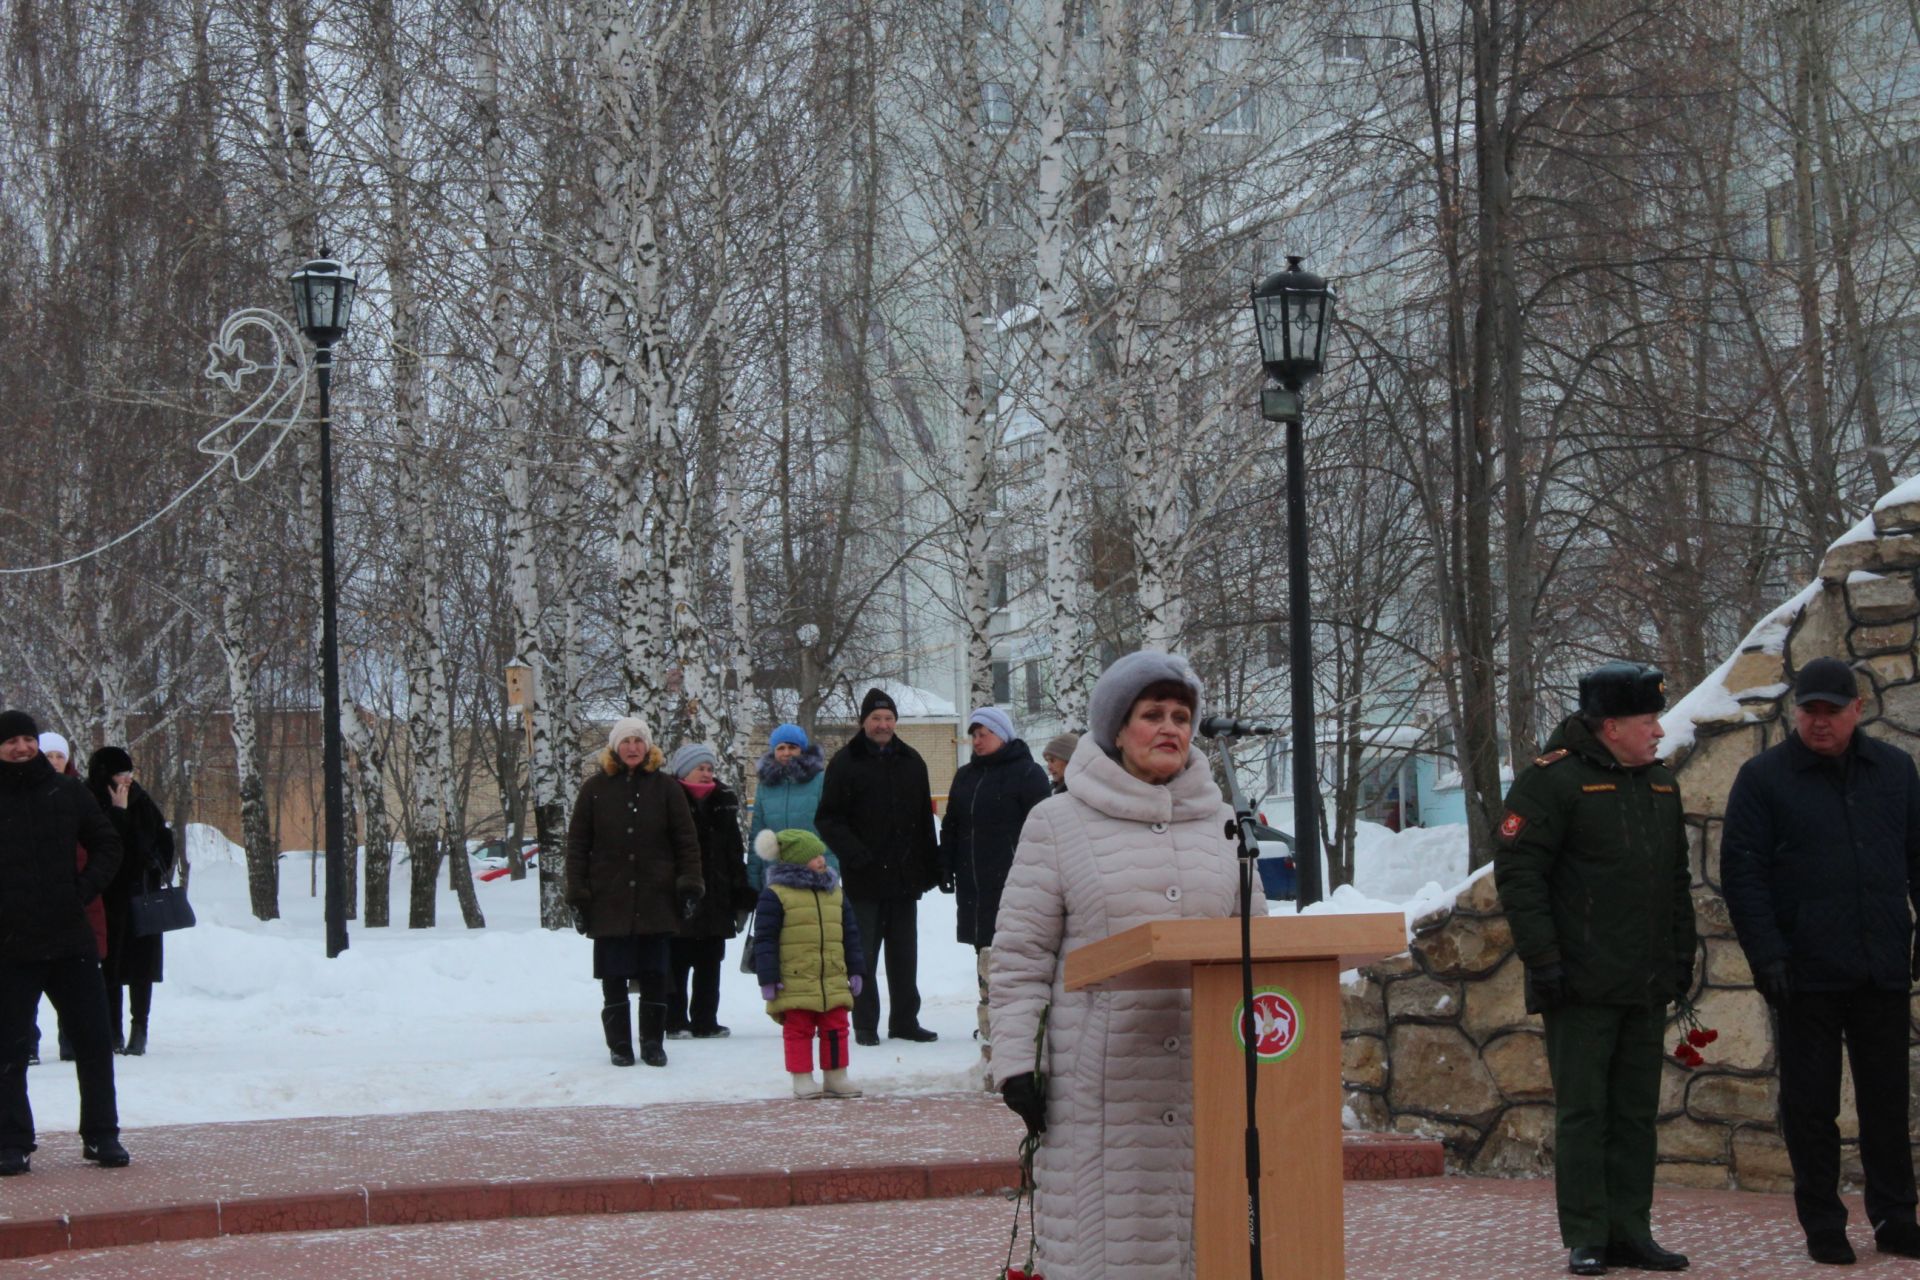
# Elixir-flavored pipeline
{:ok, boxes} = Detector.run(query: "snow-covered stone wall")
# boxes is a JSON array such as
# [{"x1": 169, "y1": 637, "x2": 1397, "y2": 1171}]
[{"x1": 1342, "y1": 477, "x2": 1920, "y2": 1190}]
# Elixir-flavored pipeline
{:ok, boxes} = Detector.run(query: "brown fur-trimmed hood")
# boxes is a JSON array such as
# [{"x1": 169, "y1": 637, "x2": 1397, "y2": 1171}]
[{"x1": 590, "y1": 744, "x2": 666, "y2": 777}]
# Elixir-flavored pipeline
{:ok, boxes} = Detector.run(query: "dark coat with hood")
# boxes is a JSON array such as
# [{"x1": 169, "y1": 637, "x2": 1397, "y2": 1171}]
[
  {"x1": 91, "y1": 773, "x2": 175, "y2": 985},
  {"x1": 941, "y1": 738, "x2": 1052, "y2": 947},
  {"x1": 1721, "y1": 728, "x2": 1920, "y2": 992},
  {"x1": 0, "y1": 754, "x2": 123, "y2": 963},
  {"x1": 678, "y1": 779, "x2": 756, "y2": 939},
  {"x1": 564, "y1": 745, "x2": 705, "y2": 938},
  {"x1": 813, "y1": 731, "x2": 940, "y2": 901},
  {"x1": 1494, "y1": 714, "x2": 1696, "y2": 1007}
]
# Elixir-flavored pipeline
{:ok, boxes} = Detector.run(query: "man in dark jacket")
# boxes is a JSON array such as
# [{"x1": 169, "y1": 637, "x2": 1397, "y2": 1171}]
[
  {"x1": 941, "y1": 707, "x2": 1051, "y2": 1069},
  {"x1": 1495, "y1": 664, "x2": 1695, "y2": 1276},
  {"x1": 1722, "y1": 657, "x2": 1920, "y2": 1266},
  {"x1": 813, "y1": 688, "x2": 940, "y2": 1046},
  {"x1": 0, "y1": 709, "x2": 130, "y2": 1174}
]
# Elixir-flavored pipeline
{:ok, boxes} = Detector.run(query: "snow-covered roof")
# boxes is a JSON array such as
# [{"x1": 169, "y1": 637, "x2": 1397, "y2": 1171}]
[{"x1": 768, "y1": 680, "x2": 958, "y2": 722}]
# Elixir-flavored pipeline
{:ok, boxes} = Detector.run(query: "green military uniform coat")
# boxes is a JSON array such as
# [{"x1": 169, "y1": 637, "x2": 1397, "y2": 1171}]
[{"x1": 1494, "y1": 714, "x2": 1698, "y2": 1250}]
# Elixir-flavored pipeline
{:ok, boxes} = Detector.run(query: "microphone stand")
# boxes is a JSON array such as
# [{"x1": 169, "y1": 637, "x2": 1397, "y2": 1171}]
[{"x1": 1212, "y1": 729, "x2": 1266, "y2": 1280}]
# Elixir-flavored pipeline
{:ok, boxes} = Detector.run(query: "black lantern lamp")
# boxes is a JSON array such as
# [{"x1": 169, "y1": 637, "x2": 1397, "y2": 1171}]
[
  {"x1": 290, "y1": 253, "x2": 356, "y2": 959},
  {"x1": 289, "y1": 258, "x2": 356, "y2": 348},
  {"x1": 1251, "y1": 256, "x2": 1333, "y2": 422}
]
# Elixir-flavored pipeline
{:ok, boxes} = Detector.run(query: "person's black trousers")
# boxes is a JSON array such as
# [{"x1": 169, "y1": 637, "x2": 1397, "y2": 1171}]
[
  {"x1": 850, "y1": 896, "x2": 921, "y2": 1036},
  {"x1": 666, "y1": 937, "x2": 726, "y2": 1032},
  {"x1": 1777, "y1": 988, "x2": 1918, "y2": 1236},
  {"x1": 0, "y1": 956, "x2": 120, "y2": 1150}
]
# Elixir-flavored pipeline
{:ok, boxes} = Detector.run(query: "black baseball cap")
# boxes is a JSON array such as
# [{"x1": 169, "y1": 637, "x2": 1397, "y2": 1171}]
[
  {"x1": 1578, "y1": 662, "x2": 1667, "y2": 719},
  {"x1": 1792, "y1": 657, "x2": 1859, "y2": 707}
]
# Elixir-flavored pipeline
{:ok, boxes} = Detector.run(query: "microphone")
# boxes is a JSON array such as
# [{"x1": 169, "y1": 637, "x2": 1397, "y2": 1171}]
[{"x1": 1197, "y1": 715, "x2": 1280, "y2": 739}]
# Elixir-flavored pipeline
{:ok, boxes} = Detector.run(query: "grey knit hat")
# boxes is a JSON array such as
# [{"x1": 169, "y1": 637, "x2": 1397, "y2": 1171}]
[
  {"x1": 1087, "y1": 651, "x2": 1204, "y2": 752},
  {"x1": 1042, "y1": 732, "x2": 1080, "y2": 763},
  {"x1": 667, "y1": 742, "x2": 719, "y2": 778}
]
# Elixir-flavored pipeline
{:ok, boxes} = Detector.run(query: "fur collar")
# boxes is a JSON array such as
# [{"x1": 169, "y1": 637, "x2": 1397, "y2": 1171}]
[
  {"x1": 767, "y1": 859, "x2": 840, "y2": 892},
  {"x1": 1061, "y1": 733, "x2": 1223, "y2": 825},
  {"x1": 757, "y1": 743, "x2": 825, "y2": 785},
  {"x1": 597, "y1": 744, "x2": 666, "y2": 776}
]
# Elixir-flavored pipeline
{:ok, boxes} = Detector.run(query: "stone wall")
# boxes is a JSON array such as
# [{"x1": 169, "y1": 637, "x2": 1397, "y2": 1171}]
[{"x1": 1342, "y1": 481, "x2": 1920, "y2": 1190}]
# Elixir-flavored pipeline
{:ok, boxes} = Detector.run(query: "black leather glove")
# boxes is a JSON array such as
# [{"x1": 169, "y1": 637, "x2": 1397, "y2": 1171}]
[
  {"x1": 1001, "y1": 1071, "x2": 1046, "y2": 1138},
  {"x1": 1524, "y1": 963, "x2": 1568, "y2": 1013},
  {"x1": 568, "y1": 904, "x2": 589, "y2": 935},
  {"x1": 679, "y1": 890, "x2": 703, "y2": 922},
  {"x1": 1754, "y1": 959, "x2": 1791, "y2": 1009}
]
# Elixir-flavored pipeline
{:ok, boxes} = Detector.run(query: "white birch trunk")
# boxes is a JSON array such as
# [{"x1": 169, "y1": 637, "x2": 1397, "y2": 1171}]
[
  {"x1": 217, "y1": 501, "x2": 280, "y2": 921},
  {"x1": 1035, "y1": 0, "x2": 1089, "y2": 721},
  {"x1": 957, "y1": 0, "x2": 995, "y2": 711}
]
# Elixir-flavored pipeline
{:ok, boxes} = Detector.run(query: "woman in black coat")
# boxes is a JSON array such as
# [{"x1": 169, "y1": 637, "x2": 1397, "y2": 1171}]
[
  {"x1": 563, "y1": 716, "x2": 705, "y2": 1068},
  {"x1": 662, "y1": 743, "x2": 753, "y2": 1039},
  {"x1": 938, "y1": 707, "x2": 1051, "y2": 1066},
  {"x1": 86, "y1": 746, "x2": 175, "y2": 1056}
]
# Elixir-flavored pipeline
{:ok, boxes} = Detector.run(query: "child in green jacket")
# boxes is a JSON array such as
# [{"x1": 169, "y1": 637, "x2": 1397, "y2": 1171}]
[{"x1": 752, "y1": 828, "x2": 866, "y2": 1099}]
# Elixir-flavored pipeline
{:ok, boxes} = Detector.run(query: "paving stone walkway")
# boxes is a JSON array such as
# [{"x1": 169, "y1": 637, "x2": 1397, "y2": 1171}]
[
  {"x1": 0, "y1": 1176, "x2": 1900, "y2": 1278},
  {"x1": 0, "y1": 1095, "x2": 1437, "y2": 1266}
]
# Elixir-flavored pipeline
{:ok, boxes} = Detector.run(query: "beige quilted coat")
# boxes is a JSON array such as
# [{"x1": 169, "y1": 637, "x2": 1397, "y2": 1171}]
[{"x1": 989, "y1": 735, "x2": 1264, "y2": 1280}]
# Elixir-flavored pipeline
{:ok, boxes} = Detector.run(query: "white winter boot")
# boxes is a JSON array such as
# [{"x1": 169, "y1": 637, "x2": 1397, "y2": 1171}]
[
  {"x1": 822, "y1": 1067, "x2": 863, "y2": 1098},
  {"x1": 791, "y1": 1072, "x2": 826, "y2": 1099}
]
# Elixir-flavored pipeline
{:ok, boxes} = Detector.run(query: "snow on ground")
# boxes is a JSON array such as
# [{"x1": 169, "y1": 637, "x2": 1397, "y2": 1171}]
[{"x1": 24, "y1": 819, "x2": 1472, "y2": 1131}]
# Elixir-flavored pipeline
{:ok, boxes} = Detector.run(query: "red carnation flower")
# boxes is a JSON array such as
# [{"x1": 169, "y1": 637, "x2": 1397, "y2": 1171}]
[{"x1": 1687, "y1": 1028, "x2": 1710, "y2": 1048}]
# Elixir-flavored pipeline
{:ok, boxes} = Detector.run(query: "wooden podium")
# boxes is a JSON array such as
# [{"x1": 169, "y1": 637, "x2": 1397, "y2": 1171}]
[{"x1": 1065, "y1": 912, "x2": 1404, "y2": 1280}]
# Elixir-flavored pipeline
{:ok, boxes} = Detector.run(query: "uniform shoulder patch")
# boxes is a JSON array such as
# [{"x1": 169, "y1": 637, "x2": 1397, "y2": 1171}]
[
  {"x1": 1498, "y1": 811, "x2": 1527, "y2": 841},
  {"x1": 1581, "y1": 783, "x2": 1618, "y2": 793},
  {"x1": 1533, "y1": 749, "x2": 1569, "y2": 768},
  {"x1": 1650, "y1": 782, "x2": 1677, "y2": 794}
]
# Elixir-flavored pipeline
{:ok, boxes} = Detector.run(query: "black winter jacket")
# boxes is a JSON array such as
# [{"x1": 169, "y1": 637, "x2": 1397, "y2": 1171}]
[
  {"x1": 940, "y1": 739, "x2": 1052, "y2": 947},
  {"x1": 1722, "y1": 730, "x2": 1920, "y2": 991},
  {"x1": 678, "y1": 781, "x2": 755, "y2": 940},
  {"x1": 0, "y1": 755, "x2": 124, "y2": 962},
  {"x1": 813, "y1": 732, "x2": 939, "y2": 900},
  {"x1": 97, "y1": 781, "x2": 174, "y2": 984}
]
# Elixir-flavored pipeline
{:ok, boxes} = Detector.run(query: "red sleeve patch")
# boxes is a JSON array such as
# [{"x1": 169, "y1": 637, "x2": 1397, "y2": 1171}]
[{"x1": 1499, "y1": 811, "x2": 1527, "y2": 841}]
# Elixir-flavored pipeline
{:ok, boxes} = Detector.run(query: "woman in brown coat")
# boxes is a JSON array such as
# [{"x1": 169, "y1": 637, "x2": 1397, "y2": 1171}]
[{"x1": 564, "y1": 716, "x2": 705, "y2": 1068}]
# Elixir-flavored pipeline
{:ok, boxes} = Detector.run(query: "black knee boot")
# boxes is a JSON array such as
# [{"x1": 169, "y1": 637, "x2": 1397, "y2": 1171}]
[
  {"x1": 124, "y1": 983, "x2": 151, "y2": 1056},
  {"x1": 602, "y1": 1002, "x2": 635, "y2": 1066},
  {"x1": 638, "y1": 1003, "x2": 668, "y2": 1067}
]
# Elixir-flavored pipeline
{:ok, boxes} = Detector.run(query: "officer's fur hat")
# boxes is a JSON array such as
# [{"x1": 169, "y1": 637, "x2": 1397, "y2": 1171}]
[{"x1": 1578, "y1": 662, "x2": 1666, "y2": 719}]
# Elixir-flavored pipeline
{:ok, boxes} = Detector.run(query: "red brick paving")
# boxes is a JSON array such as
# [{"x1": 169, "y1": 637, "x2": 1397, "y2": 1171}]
[
  {"x1": 1, "y1": 1178, "x2": 1905, "y2": 1278},
  {"x1": 0, "y1": 1096, "x2": 1437, "y2": 1264}
]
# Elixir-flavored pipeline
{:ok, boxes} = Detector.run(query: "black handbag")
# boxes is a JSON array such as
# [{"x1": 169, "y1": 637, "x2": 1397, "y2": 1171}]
[{"x1": 128, "y1": 882, "x2": 196, "y2": 936}]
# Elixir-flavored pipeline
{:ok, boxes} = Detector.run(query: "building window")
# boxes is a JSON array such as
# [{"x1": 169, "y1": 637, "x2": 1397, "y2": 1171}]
[
  {"x1": 1265, "y1": 623, "x2": 1286, "y2": 669},
  {"x1": 992, "y1": 660, "x2": 1012, "y2": 703},
  {"x1": 1024, "y1": 661, "x2": 1044, "y2": 714},
  {"x1": 982, "y1": 179, "x2": 1011, "y2": 229},
  {"x1": 985, "y1": 0, "x2": 1010, "y2": 34},
  {"x1": 989, "y1": 561, "x2": 1009, "y2": 609},
  {"x1": 994, "y1": 273, "x2": 1024, "y2": 314},
  {"x1": 1071, "y1": 175, "x2": 1110, "y2": 231},
  {"x1": 1068, "y1": 89, "x2": 1108, "y2": 136},
  {"x1": 983, "y1": 82, "x2": 1013, "y2": 130},
  {"x1": 1198, "y1": 82, "x2": 1256, "y2": 134},
  {"x1": 1193, "y1": 0, "x2": 1255, "y2": 36},
  {"x1": 1324, "y1": 33, "x2": 1366, "y2": 64}
]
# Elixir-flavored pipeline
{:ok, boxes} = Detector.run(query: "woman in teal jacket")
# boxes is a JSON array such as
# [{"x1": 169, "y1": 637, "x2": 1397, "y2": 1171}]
[{"x1": 746, "y1": 723, "x2": 837, "y2": 891}]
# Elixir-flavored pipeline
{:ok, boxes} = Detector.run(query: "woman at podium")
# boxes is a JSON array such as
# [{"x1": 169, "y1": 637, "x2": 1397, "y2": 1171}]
[{"x1": 989, "y1": 650, "x2": 1263, "y2": 1280}]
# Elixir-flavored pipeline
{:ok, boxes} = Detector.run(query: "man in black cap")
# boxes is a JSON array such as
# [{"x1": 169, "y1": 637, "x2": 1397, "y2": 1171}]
[
  {"x1": 1722, "y1": 656, "x2": 1920, "y2": 1266},
  {"x1": 1496, "y1": 662, "x2": 1696, "y2": 1275},
  {"x1": 0, "y1": 709, "x2": 131, "y2": 1175},
  {"x1": 813, "y1": 688, "x2": 941, "y2": 1046}
]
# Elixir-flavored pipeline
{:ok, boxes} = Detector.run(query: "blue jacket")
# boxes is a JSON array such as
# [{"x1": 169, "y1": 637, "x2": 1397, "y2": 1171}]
[
  {"x1": 746, "y1": 745, "x2": 836, "y2": 891},
  {"x1": 1722, "y1": 729, "x2": 1920, "y2": 991}
]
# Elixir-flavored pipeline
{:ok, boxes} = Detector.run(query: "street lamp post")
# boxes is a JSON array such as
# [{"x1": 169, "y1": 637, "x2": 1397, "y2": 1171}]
[
  {"x1": 290, "y1": 257, "x2": 357, "y2": 958},
  {"x1": 1251, "y1": 256, "x2": 1334, "y2": 908}
]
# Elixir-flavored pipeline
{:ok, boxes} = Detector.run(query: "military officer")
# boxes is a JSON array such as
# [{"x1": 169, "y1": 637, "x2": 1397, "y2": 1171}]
[{"x1": 1496, "y1": 662, "x2": 1697, "y2": 1276}]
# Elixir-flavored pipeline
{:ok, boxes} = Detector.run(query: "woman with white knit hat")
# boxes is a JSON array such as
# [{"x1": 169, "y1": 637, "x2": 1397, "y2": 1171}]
[{"x1": 562, "y1": 716, "x2": 705, "y2": 1067}]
